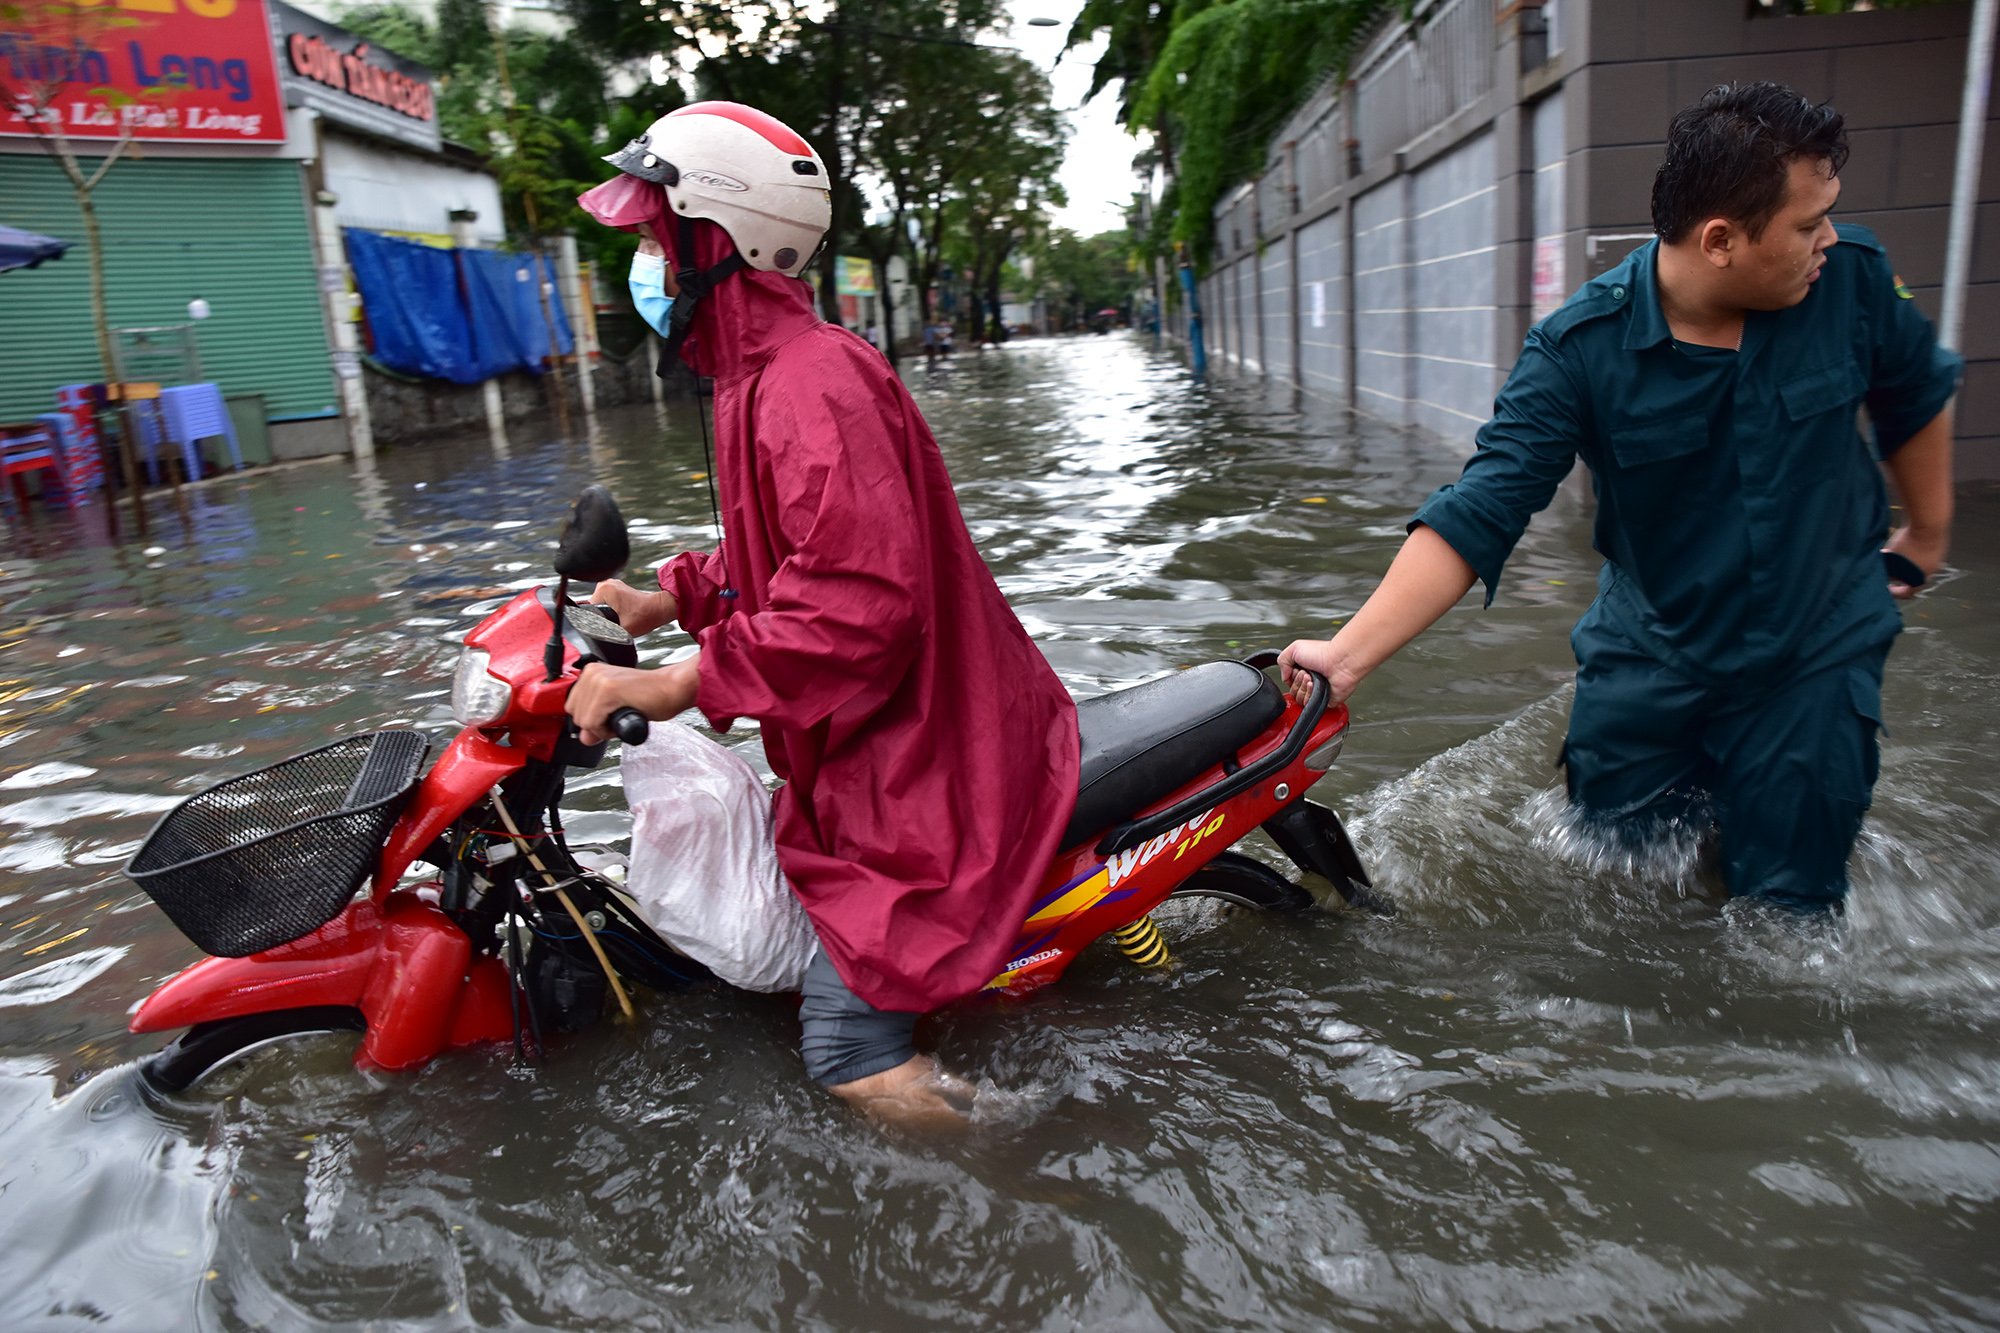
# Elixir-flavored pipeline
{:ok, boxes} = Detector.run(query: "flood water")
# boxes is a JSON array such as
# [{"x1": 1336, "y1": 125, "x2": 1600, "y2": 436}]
[{"x1": 1, "y1": 332, "x2": 1996, "y2": 1330}]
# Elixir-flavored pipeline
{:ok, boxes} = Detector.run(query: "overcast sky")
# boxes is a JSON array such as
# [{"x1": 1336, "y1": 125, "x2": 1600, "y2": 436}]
[{"x1": 1002, "y1": 0, "x2": 1143, "y2": 237}]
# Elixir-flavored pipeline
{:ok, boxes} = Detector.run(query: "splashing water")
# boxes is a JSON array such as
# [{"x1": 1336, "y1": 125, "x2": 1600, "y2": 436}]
[{"x1": 0, "y1": 335, "x2": 1994, "y2": 1328}]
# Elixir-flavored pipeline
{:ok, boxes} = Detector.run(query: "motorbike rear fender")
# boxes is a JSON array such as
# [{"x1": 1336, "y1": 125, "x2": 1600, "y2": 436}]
[
  {"x1": 985, "y1": 701, "x2": 1348, "y2": 995},
  {"x1": 375, "y1": 728, "x2": 524, "y2": 892}
]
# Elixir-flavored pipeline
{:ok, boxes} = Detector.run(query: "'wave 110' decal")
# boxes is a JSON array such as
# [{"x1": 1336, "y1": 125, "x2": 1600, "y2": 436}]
[
  {"x1": 985, "y1": 809, "x2": 1232, "y2": 990},
  {"x1": 1101, "y1": 809, "x2": 1227, "y2": 887}
]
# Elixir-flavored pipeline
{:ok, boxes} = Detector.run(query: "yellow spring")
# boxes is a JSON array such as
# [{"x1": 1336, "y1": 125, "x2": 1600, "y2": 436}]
[{"x1": 1111, "y1": 914, "x2": 1172, "y2": 968}]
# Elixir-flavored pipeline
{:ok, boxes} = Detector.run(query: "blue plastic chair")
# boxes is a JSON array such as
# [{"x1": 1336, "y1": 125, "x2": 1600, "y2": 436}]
[{"x1": 158, "y1": 383, "x2": 243, "y2": 478}]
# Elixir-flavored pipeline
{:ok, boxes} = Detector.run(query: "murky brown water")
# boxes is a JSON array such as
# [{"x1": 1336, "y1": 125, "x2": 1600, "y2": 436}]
[{"x1": 1, "y1": 333, "x2": 1996, "y2": 1330}]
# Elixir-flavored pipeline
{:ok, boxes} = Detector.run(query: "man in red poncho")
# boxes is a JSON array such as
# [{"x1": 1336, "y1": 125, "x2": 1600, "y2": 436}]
[{"x1": 564, "y1": 102, "x2": 1079, "y2": 1124}]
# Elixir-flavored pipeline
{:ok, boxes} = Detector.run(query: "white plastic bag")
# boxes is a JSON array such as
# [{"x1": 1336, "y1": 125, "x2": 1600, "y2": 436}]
[{"x1": 620, "y1": 722, "x2": 817, "y2": 992}]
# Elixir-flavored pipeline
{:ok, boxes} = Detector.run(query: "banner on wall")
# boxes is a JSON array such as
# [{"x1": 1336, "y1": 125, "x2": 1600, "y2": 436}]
[
  {"x1": 0, "y1": 0, "x2": 287, "y2": 143},
  {"x1": 833, "y1": 256, "x2": 876, "y2": 296}
]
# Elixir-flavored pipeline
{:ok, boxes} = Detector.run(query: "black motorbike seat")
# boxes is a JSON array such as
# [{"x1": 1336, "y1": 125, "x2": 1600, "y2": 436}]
[{"x1": 1062, "y1": 661, "x2": 1286, "y2": 850}]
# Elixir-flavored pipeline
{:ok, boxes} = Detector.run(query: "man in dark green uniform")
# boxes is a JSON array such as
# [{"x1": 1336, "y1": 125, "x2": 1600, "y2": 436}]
[{"x1": 1279, "y1": 83, "x2": 1961, "y2": 911}]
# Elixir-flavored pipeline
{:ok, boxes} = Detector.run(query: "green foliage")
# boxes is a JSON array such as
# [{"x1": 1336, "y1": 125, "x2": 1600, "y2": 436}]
[
  {"x1": 1074, "y1": 0, "x2": 1391, "y2": 266},
  {"x1": 551, "y1": 0, "x2": 1066, "y2": 329},
  {"x1": 1065, "y1": 0, "x2": 1176, "y2": 136},
  {"x1": 335, "y1": 1, "x2": 672, "y2": 270},
  {"x1": 927, "y1": 51, "x2": 1068, "y2": 338},
  {"x1": 1016, "y1": 228, "x2": 1138, "y2": 330}
]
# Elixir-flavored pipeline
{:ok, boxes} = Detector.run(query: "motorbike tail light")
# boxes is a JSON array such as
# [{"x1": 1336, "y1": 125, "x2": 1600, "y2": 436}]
[
  {"x1": 451, "y1": 647, "x2": 512, "y2": 725},
  {"x1": 1303, "y1": 728, "x2": 1346, "y2": 772}
]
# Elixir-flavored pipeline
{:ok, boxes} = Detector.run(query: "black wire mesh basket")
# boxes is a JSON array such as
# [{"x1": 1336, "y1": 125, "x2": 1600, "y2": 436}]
[{"x1": 126, "y1": 731, "x2": 430, "y2": 957}]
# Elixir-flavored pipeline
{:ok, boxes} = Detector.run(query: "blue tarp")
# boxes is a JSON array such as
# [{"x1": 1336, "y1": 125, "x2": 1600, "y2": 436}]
[{"x1": 343, "y1": 228, "x2": 573, "y2": 384}]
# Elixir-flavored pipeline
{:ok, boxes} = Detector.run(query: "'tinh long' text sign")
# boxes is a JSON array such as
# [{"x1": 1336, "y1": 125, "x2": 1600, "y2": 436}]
[{"x1": 0, "y1": 0, "x2": 287, "y2": 143}]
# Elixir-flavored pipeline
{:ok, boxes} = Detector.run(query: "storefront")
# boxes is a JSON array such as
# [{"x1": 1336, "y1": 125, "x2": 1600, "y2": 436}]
[
  {"x1": 0, "y1": 0, "x2": 498, "y2": 460},
  {"x1": 274, "y1": 2, "x2": 503, "y2": 249}
]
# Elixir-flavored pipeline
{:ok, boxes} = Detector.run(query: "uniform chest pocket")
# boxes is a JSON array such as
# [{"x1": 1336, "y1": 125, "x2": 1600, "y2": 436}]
[
  {"x1": 1608, "y1": 412, "x2": 1708, "y2": 468},
  {"x1": 1779, "y1": 359, "x2": 1867, "y2": 422}
]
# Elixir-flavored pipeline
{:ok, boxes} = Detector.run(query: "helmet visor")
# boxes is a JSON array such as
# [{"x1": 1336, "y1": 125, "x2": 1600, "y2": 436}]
[{"x1": 578, "y1": 175, "x2": 666, "y2": 233}]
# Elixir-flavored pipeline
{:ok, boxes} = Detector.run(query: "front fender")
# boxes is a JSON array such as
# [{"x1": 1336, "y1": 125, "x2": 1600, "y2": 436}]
[
  {"x1": 374, "y1": 729, "x2": 524, "y2": 891},
  {"x1": 130, "y1": 898, "x2": 386, "y2": 1032}
]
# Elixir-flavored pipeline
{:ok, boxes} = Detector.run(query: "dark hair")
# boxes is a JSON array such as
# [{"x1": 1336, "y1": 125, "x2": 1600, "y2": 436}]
[{"x1": 1651, "y1": 83, "x2": 1848, "y2": 244}]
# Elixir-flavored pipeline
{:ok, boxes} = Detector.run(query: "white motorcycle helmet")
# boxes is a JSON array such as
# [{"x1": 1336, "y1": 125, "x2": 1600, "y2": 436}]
[{"x1": 604, "y1": 101, "x2": 831, "y2": 278}]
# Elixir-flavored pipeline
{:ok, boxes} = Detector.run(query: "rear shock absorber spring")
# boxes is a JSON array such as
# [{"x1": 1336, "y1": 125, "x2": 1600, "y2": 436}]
[{"x1": 1111, "y1": 914, "x2": 1172, "y2": 968}]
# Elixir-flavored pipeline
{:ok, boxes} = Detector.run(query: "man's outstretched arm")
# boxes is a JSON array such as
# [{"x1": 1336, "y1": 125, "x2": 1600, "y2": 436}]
[
  {"x1": 1277, "y1": 524, "x2": 1477, "y2": 706},
  {"x1": 1881, "y1": 406, "x2": 1953, "y2": 599}
]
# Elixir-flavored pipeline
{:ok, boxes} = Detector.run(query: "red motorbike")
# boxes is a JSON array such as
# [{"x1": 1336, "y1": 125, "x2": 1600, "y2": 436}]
[{"x1": 126, "y1": 489, "x2": 1380, "y2": 1092}]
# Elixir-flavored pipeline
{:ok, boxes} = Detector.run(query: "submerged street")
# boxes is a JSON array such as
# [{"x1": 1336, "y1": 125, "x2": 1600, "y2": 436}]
[{"x1": 0, "y1": 332, "x2": 1995, "y2": 1329}]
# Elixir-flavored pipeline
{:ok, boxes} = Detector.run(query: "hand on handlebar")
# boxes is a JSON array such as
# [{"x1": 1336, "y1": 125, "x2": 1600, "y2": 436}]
[
  {"x1": 567, "y1": 657, "x2": 700, "y2": 745},
  {"x1": 589, "y1": 579, "x2": 680, "y2": 637}
]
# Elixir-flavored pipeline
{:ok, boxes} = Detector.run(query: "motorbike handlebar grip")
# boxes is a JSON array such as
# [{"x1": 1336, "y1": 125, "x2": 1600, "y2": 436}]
[{"x1": 608, "y1": 707, "x2": 650, "y2": 746}]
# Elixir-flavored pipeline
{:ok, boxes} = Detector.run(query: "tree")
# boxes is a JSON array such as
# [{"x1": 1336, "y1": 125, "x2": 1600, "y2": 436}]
[
  {"x1": 557, "y1": 0, "x2": 1022, "y2": 326},
  {"x1": 1065, "y1": 0, "x2": 1177, "y2": 171},
  {"x1": 1071, "y1": 0, "x2": 1392, "y2": 266},
  {"x1": 337, "y1": 0, "x2": 635, "y2": 246},
  {"x1": 862, "y1": 40, "x2": 1065, "y2": 341},
  {"x1": 939, "y1": 65, "x2": 1067, "y2": 343},
  {"x1": 0, "y1": 0, "x2": 152, "y2": 522},
  {"x1": 1025, "y1": 228, "x2": 1137, "y2": 331}
]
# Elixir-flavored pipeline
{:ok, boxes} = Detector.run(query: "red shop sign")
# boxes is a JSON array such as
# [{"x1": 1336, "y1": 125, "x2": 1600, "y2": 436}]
[{"x1": 1, "y1": 0, "x2": 287, "y2": 143}]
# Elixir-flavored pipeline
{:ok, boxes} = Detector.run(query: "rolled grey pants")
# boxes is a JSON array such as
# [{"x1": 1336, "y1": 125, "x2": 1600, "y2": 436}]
[{"x1": 798, "y1": 950, "x2": 919, "y2": 1087}]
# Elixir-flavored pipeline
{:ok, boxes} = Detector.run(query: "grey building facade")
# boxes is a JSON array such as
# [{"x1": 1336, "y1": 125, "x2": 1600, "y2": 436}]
[{"x1": 1185, "y1": 0, "x2": 2000, "y2": 480}]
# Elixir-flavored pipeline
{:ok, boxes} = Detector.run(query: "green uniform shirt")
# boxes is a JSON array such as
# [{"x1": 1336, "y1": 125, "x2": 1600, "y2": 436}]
[{"x1": 1412, "y1": 224, "x2": 1961, "y2": 689}]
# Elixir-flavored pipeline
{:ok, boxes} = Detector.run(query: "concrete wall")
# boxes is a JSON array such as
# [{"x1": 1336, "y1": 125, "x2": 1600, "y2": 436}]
[
  {"x1": 1412, "y1": 130, "x2": 1499, "y2": 439},
  {"x1": 1297, "y1": 208, "x2": 1347, "y2": 400},
  {"x1": 1352, "y1": 178, "x2": 1410, "y2": 422},
  {"x1": 322, "y1": 130, "x2": 506, "y2": 244},
  {"x1": 1192, "y1": 0, "x2": 2000, "y2": 480},
  {"x1": 360, "y1": 350, "x2": 679, "y2": 449},
  {"x1": 1572, "y1": 0, "x2": 1999, "y2": 478}
]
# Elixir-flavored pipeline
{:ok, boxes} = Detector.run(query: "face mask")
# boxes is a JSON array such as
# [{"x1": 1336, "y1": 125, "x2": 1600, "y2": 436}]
[{"x1": 629, "y1": 250, "x2": 674, "y2": 337}]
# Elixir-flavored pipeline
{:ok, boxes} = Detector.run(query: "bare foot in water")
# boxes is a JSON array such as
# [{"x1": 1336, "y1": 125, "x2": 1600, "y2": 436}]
[{"x1": 830, "y1": 1055, "x2": 975, "y2": 1131}]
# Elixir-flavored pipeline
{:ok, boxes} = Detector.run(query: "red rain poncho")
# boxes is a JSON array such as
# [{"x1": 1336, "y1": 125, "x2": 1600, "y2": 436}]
[{"x1": 580, "y1": 177, "x2": 1079, "y2": 1012}]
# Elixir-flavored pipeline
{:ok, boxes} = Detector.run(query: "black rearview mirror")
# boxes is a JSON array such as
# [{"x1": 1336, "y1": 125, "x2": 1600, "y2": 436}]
[{"x1": 554, "y1": 485, "x2": 629, "y2": 583}]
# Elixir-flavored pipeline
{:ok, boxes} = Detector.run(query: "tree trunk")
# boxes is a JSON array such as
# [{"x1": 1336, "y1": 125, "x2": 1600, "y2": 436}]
[
  {"x1": 49, "y1": 130, "x2": 148, "y2": 537},
  {"x1": 813, "y1": 11, "x2": 848, "y2": 327},
  {"x1": 874, "y1": 249, "x2": 899, "y2": 369},
  {"x1": 985, "y1": 266, "x2": 1005, "y2": 344}
]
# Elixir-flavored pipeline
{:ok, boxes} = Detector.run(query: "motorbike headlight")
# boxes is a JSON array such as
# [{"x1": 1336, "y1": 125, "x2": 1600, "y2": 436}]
[{"x1": 451, "y1": 647, "x2": 511, "y2": 726}]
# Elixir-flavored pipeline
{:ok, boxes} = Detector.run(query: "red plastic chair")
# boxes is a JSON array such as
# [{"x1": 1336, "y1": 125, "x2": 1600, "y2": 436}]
[{"x1": 0, "y1": 424, "x2": 73, "y2": 516}]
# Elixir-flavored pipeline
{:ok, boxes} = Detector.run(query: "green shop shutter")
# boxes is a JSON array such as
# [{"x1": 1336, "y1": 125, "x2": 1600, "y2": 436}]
[{"x1": 0, "y1": 154, "x2": 336, "y2": 424}]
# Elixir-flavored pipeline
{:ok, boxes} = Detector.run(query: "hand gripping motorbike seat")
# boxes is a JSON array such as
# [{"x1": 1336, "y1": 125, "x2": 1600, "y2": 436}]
[{"x1": 1062, "y1": 661, "x2": 1286, "y2": 850}]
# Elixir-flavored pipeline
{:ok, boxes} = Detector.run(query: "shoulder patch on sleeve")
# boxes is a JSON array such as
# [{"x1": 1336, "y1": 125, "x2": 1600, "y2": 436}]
[{"x1": 1893, "y1": 274, "x2": 1915, "y2": 300}]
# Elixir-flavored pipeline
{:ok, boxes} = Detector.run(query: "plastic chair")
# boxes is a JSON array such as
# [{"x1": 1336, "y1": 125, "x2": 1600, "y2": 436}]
[
  {"x1": 115, "y1": 384, "x2": 172, "y2": 485},
  {"x1": 0, "y1": 424, "x2": 73, "y2": 516},
  {"x1": 158, "y1": 383, "x2": 243, "y2": 478},
  {"x1": 52, "y1": 385, "x2": 105, "y2": 494},
  {"x1": 33, "y1": 414, "x2": 85, "y2": 509}
]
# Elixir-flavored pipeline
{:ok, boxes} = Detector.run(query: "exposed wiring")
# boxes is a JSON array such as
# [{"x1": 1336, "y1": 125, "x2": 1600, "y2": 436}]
[{"x1": 489, "y1": 785, "x2": 635, "y2": 1021}]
